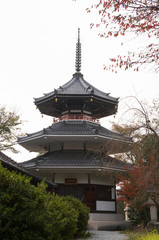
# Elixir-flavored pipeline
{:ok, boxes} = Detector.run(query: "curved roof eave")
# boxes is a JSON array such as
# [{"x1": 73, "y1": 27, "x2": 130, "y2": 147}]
[
  {"x1": 18, "y1": 133, "x2": 132, "y2": 145},
  {"x1": 34, "y1": 73, "x2": 119, "y2": 105},
  {"x1": 26, "y1": 165, "x2": 126, "y2": 172},
  {"x1": 21, "y1": 150, "x2": 132, "y2": 172},
  {"x1": 18, "y1": 120, "x2": 132, "y2": 144}
]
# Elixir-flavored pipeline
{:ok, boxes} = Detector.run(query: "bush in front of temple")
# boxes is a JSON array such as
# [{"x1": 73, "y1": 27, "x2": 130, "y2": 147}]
[
  {"x1": 0, "y1": 163, "x2": 82, "y2": 240},
  {"x1": 45, "y1": 193, "x2": 78, "y2": 240},
  {"x1": 64, "y1": 195, "x2": 90, "y2": 238}
]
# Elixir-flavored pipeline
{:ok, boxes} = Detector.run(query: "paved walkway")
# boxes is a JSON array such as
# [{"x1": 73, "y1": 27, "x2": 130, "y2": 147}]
[{"x1": 78, "y1": 230, "x2": 127, "y2": 240}]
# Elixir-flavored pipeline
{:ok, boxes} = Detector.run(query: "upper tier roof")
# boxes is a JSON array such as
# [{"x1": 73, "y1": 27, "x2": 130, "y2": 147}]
[
  {"x1": 34, "y1": 73, "x2": 119, "y2": 118},
  {"x1": 34, "y1": 29, "x2": 119, "y2": 119}
]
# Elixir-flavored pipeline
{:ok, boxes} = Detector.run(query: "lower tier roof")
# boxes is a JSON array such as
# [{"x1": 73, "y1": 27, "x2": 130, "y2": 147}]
[
  {"x1": 21, "y1": 150, "x2": 132, "y2": 172},
  {"x1": 0, "y1": 151, "x2": 56, "y2": 188}
]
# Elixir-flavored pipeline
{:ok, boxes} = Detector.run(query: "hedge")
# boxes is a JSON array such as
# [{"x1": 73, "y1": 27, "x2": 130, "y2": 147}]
[
  {"x1": 0, "y1": 163, "x2": 89, "y2": 240},
  {"x1": 64, "y1": 196, "x2": 90, "y2": 238}
]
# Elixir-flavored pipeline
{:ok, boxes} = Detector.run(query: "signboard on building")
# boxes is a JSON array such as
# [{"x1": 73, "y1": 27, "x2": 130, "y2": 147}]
[{"x1": 65, "y1": 178, "x2": 77, "y2": 184}]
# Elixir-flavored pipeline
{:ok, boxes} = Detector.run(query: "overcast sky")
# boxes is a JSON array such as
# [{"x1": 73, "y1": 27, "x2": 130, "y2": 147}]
[{"x1": 0, "y1": 0, "x2": 158, "y2": 162}]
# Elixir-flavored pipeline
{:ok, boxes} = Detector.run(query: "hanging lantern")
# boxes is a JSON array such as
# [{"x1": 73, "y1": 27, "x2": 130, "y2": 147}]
[{"x1": 55, "y1": 98, "x2": 58, "y2": 102}]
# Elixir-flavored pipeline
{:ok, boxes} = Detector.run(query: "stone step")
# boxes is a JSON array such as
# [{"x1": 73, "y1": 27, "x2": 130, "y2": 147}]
[
  {"x1": 88, "y1": 220, "x2": 131, "y2": 231},
  {"x1": 89, "y1": 213, "x2": 124, "y2": 222},
  {"x1": 88, "y1": 213, "x2": 131, "y2": 231}
]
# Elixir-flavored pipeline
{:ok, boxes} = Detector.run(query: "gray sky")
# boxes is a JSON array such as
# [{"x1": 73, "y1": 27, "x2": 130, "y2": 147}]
[{"x1": 0, "y1": 0, "x2": 158, "y2": 162}]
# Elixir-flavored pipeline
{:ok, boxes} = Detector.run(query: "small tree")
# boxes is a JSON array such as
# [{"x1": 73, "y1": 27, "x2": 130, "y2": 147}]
[
  {"x1": 112, "y1": 97, "x2": 159, "y2": 225},
  {"x1": 118, "y1": 156, "x2": 159, "y2": 225},
  {"x1": 112, "y1": 97, "x2": 159, "y2": 165},
  {"x1": 0, "y1": 106, "x2": 22, "y2": 152}
]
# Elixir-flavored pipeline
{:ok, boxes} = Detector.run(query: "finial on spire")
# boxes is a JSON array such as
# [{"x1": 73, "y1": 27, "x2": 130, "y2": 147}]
[
  {"x1": 78, "y1": 28, "x2": 80, "y2": 42},
  {"x1": 75, "y1": 28, "x2": 81, "y2": 73}
]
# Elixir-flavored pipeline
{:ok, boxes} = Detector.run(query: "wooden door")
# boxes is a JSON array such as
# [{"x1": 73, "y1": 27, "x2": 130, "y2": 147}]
[{"x1": 83, "y1": 185, "x2": 96, "y2": 211}]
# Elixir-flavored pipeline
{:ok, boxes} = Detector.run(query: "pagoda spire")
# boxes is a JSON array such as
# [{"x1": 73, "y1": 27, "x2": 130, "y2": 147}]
[{"x1": 75, "y1": 28, "x2": 81, "y2": 73}]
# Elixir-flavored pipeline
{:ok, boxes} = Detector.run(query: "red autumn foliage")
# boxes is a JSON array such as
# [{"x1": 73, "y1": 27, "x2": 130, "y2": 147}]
[
  {"x1": 117, "y1": 156, "x2": 159, "y2": 207},
  {"x1": 87, "y1": 0, "x2": 159, "y2": 72}
]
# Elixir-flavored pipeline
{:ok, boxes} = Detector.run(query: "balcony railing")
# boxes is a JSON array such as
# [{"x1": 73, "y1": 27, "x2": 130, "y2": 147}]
[{"x1": 53, "y1": 114, "x2": 99, "y2": 124}]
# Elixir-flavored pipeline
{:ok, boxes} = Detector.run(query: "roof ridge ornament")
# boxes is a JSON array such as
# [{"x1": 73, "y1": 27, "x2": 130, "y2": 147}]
[{"x1": 75, "y1": 28, "x2": 81, "y2": 73}]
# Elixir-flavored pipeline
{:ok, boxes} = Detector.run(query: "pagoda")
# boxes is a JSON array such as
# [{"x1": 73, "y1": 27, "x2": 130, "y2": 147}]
[{"x1": 18, "y1": 29, "x2": 131, "y2": 221}]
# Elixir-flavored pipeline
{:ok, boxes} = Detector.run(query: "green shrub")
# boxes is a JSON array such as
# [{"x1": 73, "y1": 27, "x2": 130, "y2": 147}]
[
  {"x1": 137, "y1": 231, "x2": 159, "y2": 240},
  {"x1": 0, "y1": 163, "x2": 78, "y2": 240},
  {"x1": 128, "y1": 205, "x2": 150, "y2": 227},
  {"x1": 45, "y1": 194, "x2": 78, "y2": 240},
  {"x1": 126, "y1": 230, "x2": 159, "y2": 240},
  {"x1": 64, "y1": 195, "x2": 90, "y2": 238}
]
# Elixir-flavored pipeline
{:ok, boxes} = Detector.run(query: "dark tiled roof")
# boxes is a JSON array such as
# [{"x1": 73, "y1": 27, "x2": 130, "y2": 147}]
[
  {"x1": 21, "y1": 150, "x2": 132, "y2": 171},
  {"x1": 35, "y1": 73, "x2": 118, "y2": 103},
  {"x1": 0, "y1": 151, "x2": 56, "y2": 188},
  {"x1": 18, "y1": 120, "x2": 131, "y2": 143},
  {"x1": 34, "y1": 73, "x2": 119, "y2": 118},
  {"x1": 0, "y1": 151, "x2": 28, "y2": 172}
]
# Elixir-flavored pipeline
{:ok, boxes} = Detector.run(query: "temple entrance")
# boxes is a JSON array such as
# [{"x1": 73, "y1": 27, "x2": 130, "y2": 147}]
[
  {"x1": 83, "y1": 185, "x2": 96, "y2": 211},
  {"x1": 57, "y1": 184, "x2": 116, "y2": 212},
  {"x1": 57, "y1": 184, "x2": 97, "y2": 211},
  {"x1": 57, "y1": 184, "x2": 84, "y2": 201}
]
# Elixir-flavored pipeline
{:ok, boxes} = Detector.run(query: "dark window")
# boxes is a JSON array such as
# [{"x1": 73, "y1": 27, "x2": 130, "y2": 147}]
[
  {"x1": 96, "y1": 185, "x2": 112, "y2": 201},
  {"x1": 58, "y1": 184, "x2": 84, "y2": 201}
]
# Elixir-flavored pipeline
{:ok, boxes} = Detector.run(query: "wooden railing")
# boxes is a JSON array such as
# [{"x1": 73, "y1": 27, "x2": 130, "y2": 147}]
[{"x1": 53, "y1": 114, "x2": 99, "y2": 124}]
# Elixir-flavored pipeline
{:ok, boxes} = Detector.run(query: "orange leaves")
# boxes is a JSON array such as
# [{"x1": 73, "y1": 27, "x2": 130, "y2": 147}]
[
  {"x1": 110, "y1": 58, "x2": 117, "y2": 62},
  {"x1": 86, "y1": 8, "x2": 91, "y2": 13},
  {"x1": 118, "y1": 156, "x2": 159, "y2": 206},
  {"x1": 88, "y1": 0, "x2": 159, "y2": 72},
  {"x1": 114, "y1": 32, "x2": 119, "y2": 37},
  {"x1": 96, "y1": 24, "x2": 100, "y2": 28},
  {"x1": 146, "y1": 25, "x2": 151, "y2": 30},
  {"x1": 103, "y1": 1, "x2": 107, "y2": 8},
  {"x1": 90, "y1": 23, "x2": 94, "y2": 29},
  {"x1": 90, "y1": 0, "x2": 158, "y2": 37},
  {"x1": 104, "y1": 44, "x2": 159, "y2": 73},
  {"x1": 108, "y1": 31, "x2": 112, "y2": 36}
]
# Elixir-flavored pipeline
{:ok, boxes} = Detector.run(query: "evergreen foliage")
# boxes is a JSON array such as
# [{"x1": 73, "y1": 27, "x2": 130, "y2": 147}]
[
  {"x1": 128, "y1": 205, "x2": 150, "y2": 227},
  {"x1": 64, "y1": 196, "x2": 90, "y2": 238},
  {"x1": 0, "y1": 106, "x2": 22, "y2": 152},
  {"x1": 0, "y1": 163, "x2": 89, "y2": 240}
]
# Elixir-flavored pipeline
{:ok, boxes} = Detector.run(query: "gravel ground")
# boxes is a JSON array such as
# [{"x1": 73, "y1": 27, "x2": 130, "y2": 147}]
[{"x1": 78, "y1": 230, "x2": 127, "y2": 240}]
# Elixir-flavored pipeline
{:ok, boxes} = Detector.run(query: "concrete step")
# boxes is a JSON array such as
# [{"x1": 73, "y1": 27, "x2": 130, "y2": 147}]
[
  {"x1": 88, "y1": 213, "x2": 131, "y2": 231},
  {"x1": 89, "y1": 213, "x2": 124, "y2": 221}
]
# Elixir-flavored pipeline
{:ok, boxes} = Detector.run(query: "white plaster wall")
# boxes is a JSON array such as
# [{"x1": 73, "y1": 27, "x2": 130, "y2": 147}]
[
  {"x1": 49, "y1": 142, "x2": 62, "y2": 151},
  {"x1": 54, "y1": 173, "x2": 88, "y2": 184},
  {"x1": 86, "y1": 142, "x2": 101, "y2": 151},
  {"x1": 64, "y1": 142, "x2": 84, "y2": 150},
  {"x1": 96, "y1": 201, "x2": 116, "y2": 211},
  {"x1": 90, "y1": 173, "x2": 114, "y2": 185}
]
